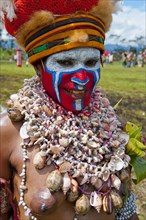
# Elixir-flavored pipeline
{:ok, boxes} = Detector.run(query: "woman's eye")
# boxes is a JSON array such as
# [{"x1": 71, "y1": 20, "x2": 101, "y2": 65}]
[
  {"x1": 57, "y1": 60, "x2": 74, "y2": 67},
  {"x1": 85, "y1": 59, "x2": 98, "y2": 67}
]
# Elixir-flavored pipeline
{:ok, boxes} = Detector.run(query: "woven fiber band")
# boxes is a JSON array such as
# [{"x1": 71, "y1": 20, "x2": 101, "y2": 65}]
[
  {"x1": 115, "y1": 192, "x2": 137, "y2": 220},
  {"x1": 25, "y1": 14, "x2": 105, "y2": 64}
]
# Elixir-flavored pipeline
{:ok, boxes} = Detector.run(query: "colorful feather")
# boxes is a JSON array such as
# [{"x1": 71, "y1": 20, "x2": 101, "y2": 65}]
[{"x1": 1, "y1": 0, "x2": 17, "y2": 22}]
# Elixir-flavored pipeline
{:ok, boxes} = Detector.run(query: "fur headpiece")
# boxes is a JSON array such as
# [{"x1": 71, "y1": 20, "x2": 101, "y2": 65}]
[{"x1": 1, "y1": 0, "x2": 121, "y2": 64}]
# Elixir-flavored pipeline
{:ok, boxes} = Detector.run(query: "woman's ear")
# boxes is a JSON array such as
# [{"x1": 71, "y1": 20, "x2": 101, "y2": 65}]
[{"x1": 33, "y1": 59, "x2": 45, "y2": 77}]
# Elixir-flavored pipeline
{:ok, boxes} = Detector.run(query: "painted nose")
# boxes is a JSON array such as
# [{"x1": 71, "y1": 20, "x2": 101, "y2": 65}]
[{"x1": 71, "y1": 69, "x2": 89, "y2": 86}]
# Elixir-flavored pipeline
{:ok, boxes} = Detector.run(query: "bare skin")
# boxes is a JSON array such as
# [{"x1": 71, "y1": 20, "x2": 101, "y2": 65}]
[{"x1": 0, "y1": 112, "x2": 139, "y2": 220}]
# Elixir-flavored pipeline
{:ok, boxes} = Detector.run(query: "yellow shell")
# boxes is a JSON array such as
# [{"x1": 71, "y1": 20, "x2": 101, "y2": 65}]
[
  {"x1": 7, "y1": 108, "x2": 24, "y2": 122},
  {"x1": 67, "y1": 190, "x2": 79, "y2": 202},
  {"x1": 75, "y1": 194, "x2": 90, "y2": 215},
  {"x1": 33, "y1": 152, "x2": 46, "y2": 169},
  {"x1": 71, "y1": 178, "x2": 78, "y2": 192},
  {"x1": 110, "y1": 190, "x2": 123, "y2": 209},
  {"x1": 103, "y1": 194, "x2": 113, "y2": 214},
  {"x1": 59, "y1": 162, "x2": 71, "y2": 173},
  {"x1": 42, "y1": 104, "x2": 52, "y2": 116},
  {"x1": 46, "y1": 170, "x2": 62, "y2": 192}
]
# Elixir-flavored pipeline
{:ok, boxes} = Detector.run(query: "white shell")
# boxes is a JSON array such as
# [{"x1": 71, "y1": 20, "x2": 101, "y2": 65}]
[
  {"x1": 108, "y1": 156, "x2": 124, "y2": 171},
  {"x1": 62, "y1": 173, "x2": 71, "y2": 195},
  {"x1": 111, "y1": 174, "x2": 121, "y2": 190},
  {"x1": 118, "y1": 132, "x2": 129, "y2": 145},
  {"x1": 102, "y1": 169, "x2": 110, "y2": 181},
  {"x1": 10, "y1": 93, "x2": 19, "y2": 101},
  {"x1": 79, "y1": 173, "x2": 88, "y2": 185},
  {"x1": 90, "y1": 192, "x2": 102, "y2": 213},
  {"x1": 87, "y1": 141, "x2": 100, "y2": 149},
  {"x1": 80, "y1": 135, "x2": 88, "y2": 144},
  {"x1": 59, "y1": 137, "x2": 69, "y2": 147},
  {"x1": 20, "y1": 122, "x2": 29, "y2": 139}
]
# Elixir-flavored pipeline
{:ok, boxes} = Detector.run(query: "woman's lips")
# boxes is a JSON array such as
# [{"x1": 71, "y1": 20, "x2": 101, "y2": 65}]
[{"x1": 64, "y1": 88, "x2": 88, "y2": 99}]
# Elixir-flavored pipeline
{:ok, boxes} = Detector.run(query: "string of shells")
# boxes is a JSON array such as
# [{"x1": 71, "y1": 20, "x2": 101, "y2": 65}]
[{"x1": 8, "y1": 76, "x2": 131, "y2": 219}]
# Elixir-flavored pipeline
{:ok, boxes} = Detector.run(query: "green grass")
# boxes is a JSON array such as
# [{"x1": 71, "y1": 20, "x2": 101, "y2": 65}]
[
  {"x1": 0, "y1": 61, "x2": 35, "y2": 105},
  {"x1": 2, "y1": 61, "x2": 145, "y2": 129},
  {"x1": 99, "y1": 64, "x2": 145, "y2": 94}
]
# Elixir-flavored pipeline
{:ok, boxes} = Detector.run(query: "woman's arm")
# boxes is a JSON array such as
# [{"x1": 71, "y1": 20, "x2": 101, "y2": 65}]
[{"x1": 0, "y1": 113, "x2": 15, "y2": 219}]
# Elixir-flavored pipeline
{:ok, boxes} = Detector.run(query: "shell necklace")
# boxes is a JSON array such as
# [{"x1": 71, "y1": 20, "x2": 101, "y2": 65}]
[{"x1": 12, "y1": 76, "x2": 130, "y2": 219}]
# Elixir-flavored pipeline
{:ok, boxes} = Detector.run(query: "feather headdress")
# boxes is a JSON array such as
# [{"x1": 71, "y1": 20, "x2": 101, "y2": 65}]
[{"x1": 1, "y1": 0, "x2": 17, "y2": 22}]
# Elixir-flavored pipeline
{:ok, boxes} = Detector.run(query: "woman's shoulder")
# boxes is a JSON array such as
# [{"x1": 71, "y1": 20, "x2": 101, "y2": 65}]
[
  {"x1": 0, "y1": 111, "x2": 23, "y2": 179},
  {"x1": 0, "y1": 110, "x2": 22, "y2": 134},
  {"x1": 0, "y1": 110, "x2": 23, "y2": 153}
]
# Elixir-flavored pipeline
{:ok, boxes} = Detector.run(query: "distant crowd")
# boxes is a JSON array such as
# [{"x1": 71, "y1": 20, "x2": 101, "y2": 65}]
[
  {"x1": 1, "y1": 48, "x2": 146, "y2": 68},
  {"x1": 121, "y1": 50, "x2": 146, "y2": 68},
  {"x1": 102, "y1": 49, "x2": 146, "y2": 68}
]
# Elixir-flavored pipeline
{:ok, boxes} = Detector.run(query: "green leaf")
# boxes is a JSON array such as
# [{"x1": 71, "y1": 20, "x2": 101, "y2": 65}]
[
  {"x1": 125, "y1": 122, "x2": 139, "y2": 135},
  {"x1": 130, "y1": 155, "x2": 146, "y2": 184},
  {"x1": 130, "y1": 127, "x2": 142, "y2": 139}
]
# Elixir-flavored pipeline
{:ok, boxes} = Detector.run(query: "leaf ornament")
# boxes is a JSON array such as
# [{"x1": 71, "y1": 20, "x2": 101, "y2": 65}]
[
  {"x1": 126, "y1": 138, "x2": 146, "y2": 157},
  {"x1": 125, "y1": 121, "x2": 141, "y2": 140},
  {"x1": 125, "y1": 121, "x2": 146, "y2": 184},
  {"x1": 125, "y1": 122, "x2": 146, "y2": 157}
]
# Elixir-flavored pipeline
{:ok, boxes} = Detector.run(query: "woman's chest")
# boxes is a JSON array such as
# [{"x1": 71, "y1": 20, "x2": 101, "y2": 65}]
[
  {"x1": 9, "y1": 132, "x2": 127, "y2": 220},
  {"x1": 10, "y1": 141, "x2": 66, "y2": 216}
]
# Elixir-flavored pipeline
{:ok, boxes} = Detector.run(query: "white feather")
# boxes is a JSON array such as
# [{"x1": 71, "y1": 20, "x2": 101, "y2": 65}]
[{"x1": 1, "y1": 0, "x2": 17, "y2": 22}]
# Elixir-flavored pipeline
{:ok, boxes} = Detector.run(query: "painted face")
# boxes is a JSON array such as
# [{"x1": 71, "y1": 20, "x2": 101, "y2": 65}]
[{"x1": 41, "y1": 48, "x2": 101, "y2": 112}]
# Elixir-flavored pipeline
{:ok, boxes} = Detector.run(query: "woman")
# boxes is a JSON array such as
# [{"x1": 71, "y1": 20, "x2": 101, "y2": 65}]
[{"x1": 0, "y1": 0, "x2": 142, "y2": 219}]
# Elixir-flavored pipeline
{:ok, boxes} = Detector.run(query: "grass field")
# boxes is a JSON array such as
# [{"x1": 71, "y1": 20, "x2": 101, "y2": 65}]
[
  {"x1": 1, "y1": 61, "x2": 145, "y2": 130},
  {"x1": 0, "y1": 61, "x2": 146, "y2": 219}
]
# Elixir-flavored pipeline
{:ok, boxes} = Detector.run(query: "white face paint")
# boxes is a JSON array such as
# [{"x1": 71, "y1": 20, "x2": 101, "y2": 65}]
[
  {"x1": 45, "y1": 48, "x2": 100, "y2": 72},
  {"x1": 42, "y1": 48, "x2": 101, "y2": 112}
]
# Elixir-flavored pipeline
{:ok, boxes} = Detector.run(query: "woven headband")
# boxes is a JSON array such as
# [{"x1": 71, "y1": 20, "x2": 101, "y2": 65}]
[{"x1": 25, "y1": 14, "x2": 105, "y2": 63}]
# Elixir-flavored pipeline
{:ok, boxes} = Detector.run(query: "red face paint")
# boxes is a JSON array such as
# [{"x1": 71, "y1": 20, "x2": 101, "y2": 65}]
[
  {"x1": 41, "y1": 48, "x2": 101, "y2": 112},
  {"x1": 42, "y1": 67, "x2": 100, "y2": 112}
]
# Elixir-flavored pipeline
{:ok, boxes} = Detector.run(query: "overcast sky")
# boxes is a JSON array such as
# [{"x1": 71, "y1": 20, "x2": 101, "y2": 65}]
[
  {"x1": 105, "y1": 0, "x2": 146, "y2": 44},
  {"x1": 1, "y1": 0, "x2": 146, "y2": 45}
]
